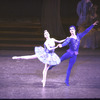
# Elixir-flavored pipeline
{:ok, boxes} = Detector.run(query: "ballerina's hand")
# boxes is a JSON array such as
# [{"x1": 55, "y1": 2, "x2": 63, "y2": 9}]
[
  {"x1": 58, "y1": 44, "x2": 62, "y2": 48},
  {"x1": 55, "y1": 44, "x2": 59, "y2": 49}
]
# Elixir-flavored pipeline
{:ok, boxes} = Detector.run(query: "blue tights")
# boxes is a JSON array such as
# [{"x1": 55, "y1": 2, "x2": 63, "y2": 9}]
[
  {"x1": 49, "y1": 51, "x2": 77, "y2": 86},
  {"x1": 60, "y1": 52, "x2": 77, "y2": 86}
]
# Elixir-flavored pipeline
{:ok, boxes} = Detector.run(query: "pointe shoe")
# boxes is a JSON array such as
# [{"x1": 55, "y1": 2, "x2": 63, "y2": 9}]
[
  {"x1": 43, "y1": 82, "x2": 45, "y2": 87},
  {"x1": 12, "y1": 56, "x2": 18, "y2": 59},
  {"x1": 12, "y1": 56, "x2": 21, "y2": 59},
  {"x1": 41, "y1": 80, "x2": 46, "y2": 87}
]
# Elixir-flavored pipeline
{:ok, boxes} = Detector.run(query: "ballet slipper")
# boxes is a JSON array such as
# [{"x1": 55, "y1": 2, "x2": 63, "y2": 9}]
[
  {"x1": 43, "y1": 81, "x2": 46, "y2": 87},
  {"x1": 65, "y1": 81, "x2": 70, "y2": 86},
  {"x1": 12, "y1": 56, "x2": 22, "y2": 59},
  {"x1": 41, "y1": 80, "x2": 46, "y2": 87}
]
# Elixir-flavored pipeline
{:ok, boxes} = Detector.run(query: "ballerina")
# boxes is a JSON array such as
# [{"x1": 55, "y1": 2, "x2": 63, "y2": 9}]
[{"x1": 12, "y1": 30, "x2": 65, "y2": 87}]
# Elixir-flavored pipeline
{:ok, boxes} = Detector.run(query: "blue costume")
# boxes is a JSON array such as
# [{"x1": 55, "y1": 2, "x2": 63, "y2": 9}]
[
  {"x1": 49, "y1": 24, "x2": 94, "y2": 86},
  {"x1": 35, "y1": 43, "x2": 61, "y2": 65}
]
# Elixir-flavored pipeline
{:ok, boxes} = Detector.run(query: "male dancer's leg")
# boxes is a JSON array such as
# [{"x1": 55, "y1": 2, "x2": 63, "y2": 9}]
[
  {"x1": 48, "y1": 52, "x2": 71, "y2": 70},
  {"x1": 65, "y1": 55, "x2": 77, "y2": 86}
]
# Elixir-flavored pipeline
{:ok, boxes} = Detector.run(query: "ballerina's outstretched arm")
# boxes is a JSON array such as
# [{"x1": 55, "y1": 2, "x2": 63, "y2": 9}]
[{"x1": 12, "y1": 54, "x2": 37, "y2": 60}]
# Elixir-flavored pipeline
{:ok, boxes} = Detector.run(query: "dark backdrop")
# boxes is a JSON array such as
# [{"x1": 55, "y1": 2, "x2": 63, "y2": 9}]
[
  {"x1": 0, "y1": 0, "x2": 100, "y2": 18},
  {"x1": 0, "y1": 0, "x2": 100, "y2": 38},
  {"x1": 0, "y1": 0, "x2": 81, "y2": 18}
]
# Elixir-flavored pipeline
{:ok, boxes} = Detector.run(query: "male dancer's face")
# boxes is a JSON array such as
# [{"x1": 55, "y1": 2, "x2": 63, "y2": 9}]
[{"x1": 69, "y1": 27, "x2": 76, "y2": 36}]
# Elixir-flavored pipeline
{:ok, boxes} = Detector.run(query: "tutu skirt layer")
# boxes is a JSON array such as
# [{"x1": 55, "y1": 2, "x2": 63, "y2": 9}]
[{"x1": 35, "y1": 46, "x2": 61, "y2": 65}]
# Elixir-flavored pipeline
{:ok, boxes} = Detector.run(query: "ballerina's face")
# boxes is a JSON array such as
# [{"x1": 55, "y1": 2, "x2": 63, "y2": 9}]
[{"x1": 44, "y1": 30, "x2": 50, "y2": 39}]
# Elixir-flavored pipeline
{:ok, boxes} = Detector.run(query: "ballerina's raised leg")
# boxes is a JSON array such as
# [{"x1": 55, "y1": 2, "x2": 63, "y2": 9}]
[{"x1": 12, "y1": 54, "x2": 37, "y2": 60}]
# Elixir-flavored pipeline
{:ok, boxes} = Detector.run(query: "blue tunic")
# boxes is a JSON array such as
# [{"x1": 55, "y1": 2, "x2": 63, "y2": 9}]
[
  {"x1": 61, "y1": 24, "x2": 94, "y2": 55},
  {"x1": 60, "y1": 24, "x2": 94, "y2": 85}
]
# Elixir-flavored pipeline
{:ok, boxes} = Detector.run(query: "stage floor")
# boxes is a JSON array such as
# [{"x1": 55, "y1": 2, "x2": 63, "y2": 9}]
[{"x1": 0, "y1": 48, "x2": 100, "y2": 99}]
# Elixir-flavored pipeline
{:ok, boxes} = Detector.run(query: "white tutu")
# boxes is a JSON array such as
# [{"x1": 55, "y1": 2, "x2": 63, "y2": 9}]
[{"x1": 34, "y1": 46, "x2": 61, "y2": 65}]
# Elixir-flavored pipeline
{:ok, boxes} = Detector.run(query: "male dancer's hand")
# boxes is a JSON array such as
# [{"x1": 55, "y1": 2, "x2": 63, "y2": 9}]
[{"x1": 93, "y1": 20, "x2": 99, "y2": 26}]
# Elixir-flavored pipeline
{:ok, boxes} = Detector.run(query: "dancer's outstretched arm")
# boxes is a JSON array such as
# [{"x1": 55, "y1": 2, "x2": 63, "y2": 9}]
[
  {"x1": 12, "y1": 54, "x2": 37, "y2": 60},
  {"x1": 53, "y1": 38, "x2": 66, "y2": 43}
]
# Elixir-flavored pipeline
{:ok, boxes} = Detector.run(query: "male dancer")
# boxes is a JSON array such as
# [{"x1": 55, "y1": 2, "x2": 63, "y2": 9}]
[{"x1": 49, "y1": 21, "x2": 99, "y2": 86}]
